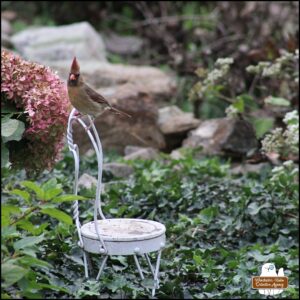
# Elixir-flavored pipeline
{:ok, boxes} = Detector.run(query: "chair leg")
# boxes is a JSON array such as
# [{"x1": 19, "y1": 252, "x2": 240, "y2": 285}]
[
  {"x1": 83, "y1": 250, "x2": 89, "y2": 279},
  {"x1": 133, "y1": 254, "x2": 144, "y2": 280},
  {"x1": 152, "y1": 250, "x2": 162, "y2": 297},
  {"x1": 144, "y1": 253, "x2": 155, "y2": 276},
  {"x1": 96, "y1": 255, "x2": 108, "y2": 280}
]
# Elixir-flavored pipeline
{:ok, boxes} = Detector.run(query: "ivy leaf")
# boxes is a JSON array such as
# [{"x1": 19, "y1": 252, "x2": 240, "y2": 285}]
[
  {"x1": 1, "y1": 118, "x2": 25, "y2": 142},
  {"x1": 198, "y1": 206, "x2": 219, "y2": 224},
  {"x1": 247, "y1": 202, "x2": 271, "y2": 215},
  {"x1": 248, "y1": 250, "x2": 275, "y2": 262},
  {"x1": 40, "y1": 208, "x2": 73, "y2": 225}
]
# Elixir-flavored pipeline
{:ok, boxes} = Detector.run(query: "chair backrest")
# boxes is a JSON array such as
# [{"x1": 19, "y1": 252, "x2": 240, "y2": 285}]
[{"x1": 67, "y1": 109, "x2": 107, "y2": 252}]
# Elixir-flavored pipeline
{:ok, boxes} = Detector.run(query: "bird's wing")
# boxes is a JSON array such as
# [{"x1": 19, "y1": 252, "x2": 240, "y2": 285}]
[{"x1": 84, "y1": 83, "x2": 111, "y2": 106}]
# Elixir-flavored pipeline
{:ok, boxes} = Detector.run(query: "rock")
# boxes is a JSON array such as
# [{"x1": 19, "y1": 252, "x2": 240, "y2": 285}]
[
  {"x1": 11, "y1": 22, "x2": 107, "y2": 63},
  {"x1": 158, "y1": 106, "x2": 200, "y2": 135},
  {"x1": 230, "y1": 163, "x2": 270, "y2": 175},
  {"x1": 103, "y1": 163, "x2": 134, "y2": 178},
  {"x1": 158, "y1": 105, "x2": 200, "y2": 151},
  {"x1": 183, "y1": 118, "x2": 258, "y2": 158},
  {"x1": 124, "y1": 147, "x2": 159, "y2": 160},
  {"x1": 85, "y1": 149, "x2": 96, "y2": 157},
  {"x1": 1, "y1": 34, "x2": 13, "y2": 49},
  {"x1": 1, "y1": 10, "x2": 17, "y2": 22},
  {"x1": 170, "y1": 149, "x2": 184, "y2": 160},
  {"x1": 78, "y1": 173, "x2": 97, "y2": 189},
  {"x1": 103, "y1": 32, "x2": 143, "y2": 55},
  {"x1": 124, "y1": 145, "x2": 146, "y2": 156},
  {"x1": 1, "y1": 19, "x2": 12, "y2": 36},
  {"x1": 73, "y1": 89, "x2": 166, "y2": 154},
  {"x1": 43, "y1": 60, "x2": 176, "y2": 102}
]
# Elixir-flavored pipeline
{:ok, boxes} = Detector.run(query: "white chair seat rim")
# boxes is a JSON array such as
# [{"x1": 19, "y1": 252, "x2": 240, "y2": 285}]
[{"x1": 81, "y1": 218, "x2": 166, "y2": 242}]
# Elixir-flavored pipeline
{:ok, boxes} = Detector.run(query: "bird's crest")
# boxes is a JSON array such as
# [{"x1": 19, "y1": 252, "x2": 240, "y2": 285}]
[{"x1": 70, "y1": 57, "x2": 80, "y2": 73}]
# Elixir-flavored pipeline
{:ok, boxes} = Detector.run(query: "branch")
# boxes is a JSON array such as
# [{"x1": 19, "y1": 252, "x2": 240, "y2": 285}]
[{"x1": 9, "y1": 206, "x2": 39, "y2": 226}]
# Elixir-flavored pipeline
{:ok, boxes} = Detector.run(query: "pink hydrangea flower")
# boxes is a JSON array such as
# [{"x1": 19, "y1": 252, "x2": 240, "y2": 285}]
[{"x1": 1, "y1": 50, "x2": 70, "y2": 175}]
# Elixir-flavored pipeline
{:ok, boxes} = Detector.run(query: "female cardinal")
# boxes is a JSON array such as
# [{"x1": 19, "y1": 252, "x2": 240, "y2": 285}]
[{"x1": 67, "y1": 57, "x2": 130, "y2": 120}]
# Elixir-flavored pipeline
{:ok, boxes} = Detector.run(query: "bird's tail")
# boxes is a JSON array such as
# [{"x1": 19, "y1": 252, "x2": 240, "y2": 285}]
[{"x1": 109, "y1": 106, "x2": 131, "y2": 118}]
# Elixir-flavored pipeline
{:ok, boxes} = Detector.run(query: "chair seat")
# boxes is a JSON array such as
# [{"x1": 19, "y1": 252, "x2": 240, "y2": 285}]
[{"x1": 81, "y1": 218, "x2": 166, "y2": 255}]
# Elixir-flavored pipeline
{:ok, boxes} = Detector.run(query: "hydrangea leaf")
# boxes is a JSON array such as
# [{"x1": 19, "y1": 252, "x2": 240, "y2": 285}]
[{"x1": 1, "y1": 118, "x2": 25, "y2": 142}]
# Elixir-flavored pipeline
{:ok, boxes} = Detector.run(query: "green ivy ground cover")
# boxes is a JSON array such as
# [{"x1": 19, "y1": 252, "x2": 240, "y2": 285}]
[{"x1": 1, "y1": 150, "x2": 299, "y2": 299}]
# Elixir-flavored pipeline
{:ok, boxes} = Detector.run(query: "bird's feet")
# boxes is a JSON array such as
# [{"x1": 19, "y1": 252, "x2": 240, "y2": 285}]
[
  {"x1": 74, "y1": 110, "x2": 83, "y2": 118},
  {"x1": 85, "y1": 116, "x2": 95, "y2": 132}
]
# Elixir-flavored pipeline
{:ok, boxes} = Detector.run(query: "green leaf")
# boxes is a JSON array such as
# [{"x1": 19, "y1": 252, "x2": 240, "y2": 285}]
[
  {"x1": 13, "y1": 234, "x2": 45, "y2": 251},
  {"x1": 237, "y1": 94, "x2": 258, "y2": 109},
  {"x1": 52, "y1": 194, "x2": 87, "y2": 203},
  {"x1": 193, "y1": 254, "x2": 203, "y2": 266},
  {"x1": 20, "y1": 181, "x2": 44, "y2": 199},
  {"x1": 1, "y1": 142, "x2": 10, "y2": 167},
  {"x1": 18, "y1": 256, "x2": 52, "y2": 269},
  {"x1": 199, "y1": 206, "x2": 219, "y2": 225},
  {"x1": 44, "y1": 188, "x2": 63, "y2": 201},
  {"x1": 247, "y1": 202, "x2": 271, "y2": 215},
  {"x1": 1, "y1": 118, "x2": 25, "y2": 142},
  {"x1": 10, "y1": 189, "x2": 31, "y2": 203},
  {"x1": 36, "y1": 282, "x2": 69, "y2": 293},
  {"x1": 1, "y1": 262, "x2": 29, "y2": 286},
  {"x1": 232, "y1": 98, "x2": 244, "y2": 113},
  {"x1": 2, "y1": 205, "x2": 21, "y2": 227},
  {"x1": 40, "y1": 208, "x2": 73, "y2": 225},
  {"x1": 250, "y1": 117, "x2": 274, "y2": 138},
  {"x1": 42, "y1": 178, "x2": 58, "y2": 191},
  {"x1": 248, "y1": 250, "x2": 275, "y2": 262},
  {"x1": 265, "y1": 96, "x2": 290, "y2": 107}
]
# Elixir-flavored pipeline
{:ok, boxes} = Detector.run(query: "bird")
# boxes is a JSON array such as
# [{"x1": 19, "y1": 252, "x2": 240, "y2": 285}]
[{"x1": 67, "y1": 57, "x2": 131, "y2": 128}]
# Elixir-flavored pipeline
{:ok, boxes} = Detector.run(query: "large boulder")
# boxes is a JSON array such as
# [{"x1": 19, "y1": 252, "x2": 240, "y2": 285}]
[
  {"x1": 1, "y1": 19, "x2": 12, "y2": 36},
  {"x1": 43, "y1": 60, "x2": 176, "y2": 102},
  {"x1": 1, "y1": 19, "x2": 13, "y2": 49},
  {"x1": 183, "y1": 118, "x2": 258, "y2": 158},
  {"x1": 11, "y1": 22, "x2": 107, "y2": 63},
  {"x1": 103, "y1": 163, "x2": 134, "y2": 178},
  {"x1": 72, "y1": 89, "x2": 166, "y2": 153},
  {"x1": 158, "y1": 106, "x2": 200, "y2": 151},
  {"x1": 103, "y1": 32, "x2": 144, "y2": 55}
]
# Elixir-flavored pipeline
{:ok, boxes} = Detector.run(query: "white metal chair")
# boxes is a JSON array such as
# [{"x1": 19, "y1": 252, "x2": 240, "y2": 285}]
[{"x1": 67, "y1": 108, "x2": 166, "y2": 297}]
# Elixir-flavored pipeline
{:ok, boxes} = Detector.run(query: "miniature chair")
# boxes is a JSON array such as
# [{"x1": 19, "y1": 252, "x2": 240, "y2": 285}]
[{"x1": 67, "y1": 108, "x2": 166, "y2": 297}]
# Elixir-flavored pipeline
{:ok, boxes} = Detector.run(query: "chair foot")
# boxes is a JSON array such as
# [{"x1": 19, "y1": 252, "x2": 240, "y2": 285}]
[
  {"x1": 96, "y1": 255, "x2": 108, "y2": 280},
  {"x1": 83, "y1": 250, "x2": 89, "y2": 279},
  {"x1": 152, "y1": 250, "x2": 162, "y2": 297}
]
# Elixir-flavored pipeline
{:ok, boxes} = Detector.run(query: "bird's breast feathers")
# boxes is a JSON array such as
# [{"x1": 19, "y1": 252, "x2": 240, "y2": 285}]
[{"x1": 68, "y1": 86, "x2": 102, "y2": 115}]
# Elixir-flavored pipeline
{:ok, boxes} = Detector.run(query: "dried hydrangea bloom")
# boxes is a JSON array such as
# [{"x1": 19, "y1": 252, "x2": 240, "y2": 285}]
[{"x1": 1, "y1": 50, "x2": 70, "y2": 175}]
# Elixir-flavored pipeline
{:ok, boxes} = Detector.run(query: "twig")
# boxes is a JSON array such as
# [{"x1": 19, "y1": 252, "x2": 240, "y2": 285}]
[{"x1": 9, "y1": 206, "x2": 39, "y2": 226}]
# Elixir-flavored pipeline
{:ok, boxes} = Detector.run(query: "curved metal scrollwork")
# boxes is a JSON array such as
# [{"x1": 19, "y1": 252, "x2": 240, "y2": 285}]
[{"x1": 67, "y1": 108, "x2": 107, "y2": 253}]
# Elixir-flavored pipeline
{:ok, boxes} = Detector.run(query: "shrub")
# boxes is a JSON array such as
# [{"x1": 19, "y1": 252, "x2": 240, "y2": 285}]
[{"x1": 1, "y1": 50, "x2": 70, "y2": 176}]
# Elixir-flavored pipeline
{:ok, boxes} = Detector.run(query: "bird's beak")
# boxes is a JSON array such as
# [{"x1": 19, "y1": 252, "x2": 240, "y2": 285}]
[{"x1": 70, "y1": 74, "x2": 76, "y2": 80}]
